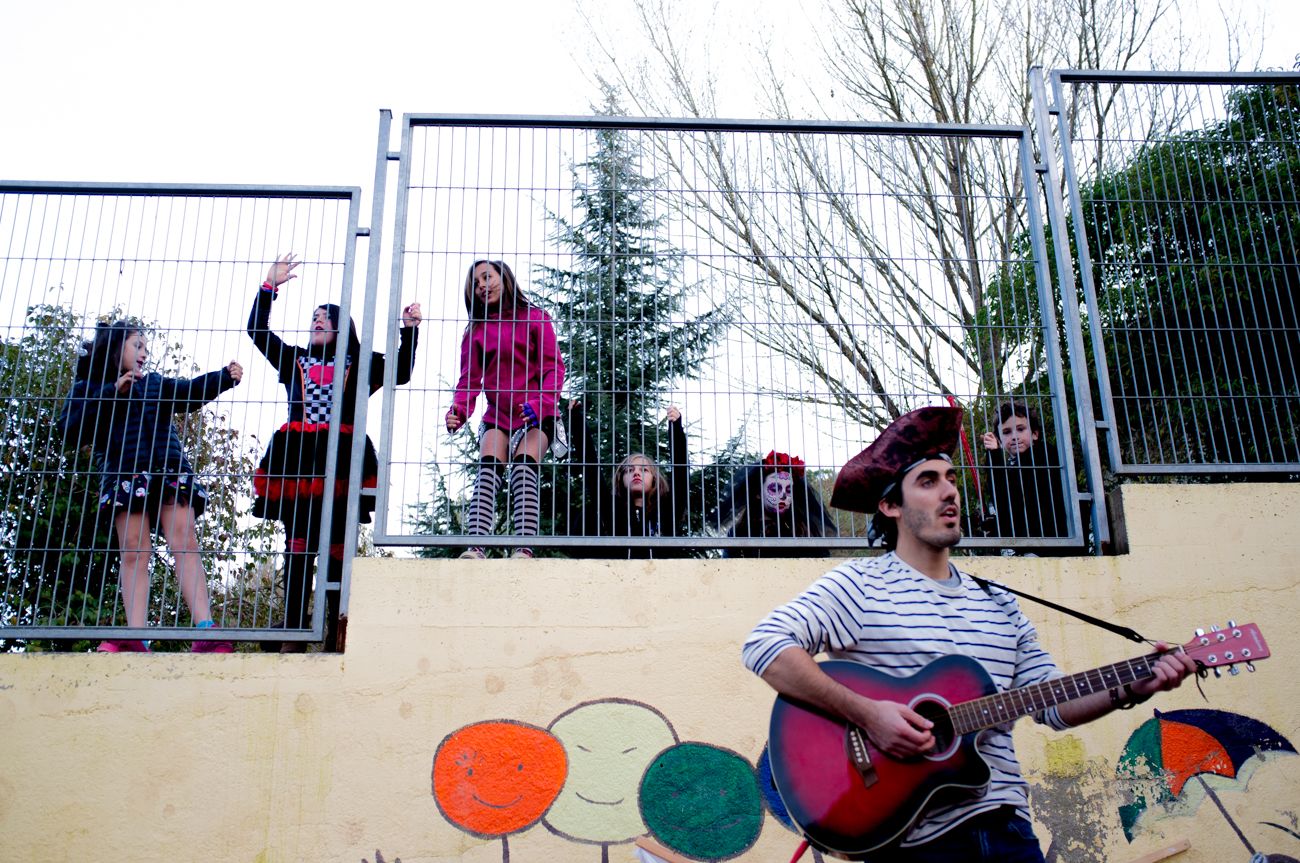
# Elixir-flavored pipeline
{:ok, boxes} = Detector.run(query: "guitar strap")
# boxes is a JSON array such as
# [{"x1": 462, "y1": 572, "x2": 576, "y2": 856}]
[
  {"x1": 963, "y1": 570, "x2": 1149, "y2": 645},
  {"x1": 964, "y1": 570, "x2": 1215, "y2": 700}
]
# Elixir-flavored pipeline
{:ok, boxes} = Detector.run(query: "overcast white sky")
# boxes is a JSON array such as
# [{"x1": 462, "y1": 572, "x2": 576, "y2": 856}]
[
  {"x1": 0, "y1": 0, "x2": 597, "y2": 189},
  {"x1": 2, "y1": 0, "x2": 1295, "y2": 191}
]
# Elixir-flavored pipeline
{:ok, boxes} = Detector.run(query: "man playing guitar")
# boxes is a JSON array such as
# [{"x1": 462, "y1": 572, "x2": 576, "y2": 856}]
[{"x1": 742, "y1": 406, "x2": 1197, "y2": 861}]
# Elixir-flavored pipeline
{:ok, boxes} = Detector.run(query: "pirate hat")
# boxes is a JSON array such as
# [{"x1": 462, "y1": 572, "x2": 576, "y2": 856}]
[{"x1": 830, "y1": 406, "x2": 964, "y2": 513}]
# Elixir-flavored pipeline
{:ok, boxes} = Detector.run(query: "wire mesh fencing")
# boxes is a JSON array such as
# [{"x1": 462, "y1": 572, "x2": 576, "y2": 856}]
[
  {"x1": 375, "y1": 116, "x2": 1083, "y2": 555},
  {"x1": 10, "y1": 79, "x2": 1299, "y2": 644},
  {"x1": 1050, "y1": 71, "x2": 1300, "y2": 473},
  {"x1": 0, "y1": 182, "x2": 361, "y2": 648}
]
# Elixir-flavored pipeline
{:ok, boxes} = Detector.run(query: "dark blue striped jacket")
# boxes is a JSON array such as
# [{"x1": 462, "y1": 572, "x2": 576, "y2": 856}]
[{"x1": 59, "y1": 369, "x2": 237, "y2": 486}]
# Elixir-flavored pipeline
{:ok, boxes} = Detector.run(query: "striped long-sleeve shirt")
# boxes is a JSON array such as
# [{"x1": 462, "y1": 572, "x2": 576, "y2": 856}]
[{"x1": 742, "y1": 552, "x2": 1070, "y2": 847}]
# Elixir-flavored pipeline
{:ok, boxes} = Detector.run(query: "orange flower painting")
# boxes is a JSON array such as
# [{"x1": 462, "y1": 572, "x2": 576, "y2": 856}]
[{"x1": 432, "y1": 720, "x2": 568, "y2": 840}]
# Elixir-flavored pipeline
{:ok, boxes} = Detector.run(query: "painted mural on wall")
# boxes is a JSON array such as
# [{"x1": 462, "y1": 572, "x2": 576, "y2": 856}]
[
  {"x1": 755, "y1": 745, "x2": 825, "y2": 863},
  {"x1": 1117, "y1": 708, "x2": 1299, "y2": 861},
  {"x1": 431, "y1": 698, "x2": 784, "y2": 862},
  {"x1": 639, "y1": 742, "x2": 764, "y2": 860},
  {"x1": 543, "y1": 699, "x2": 678, "y2": 856},
  {"x1": 430, "y1": 701, "x2": 1300, "y2": 862},
  {"x1": 431, "y1": 719, "x2": 568, "y2": 861}
]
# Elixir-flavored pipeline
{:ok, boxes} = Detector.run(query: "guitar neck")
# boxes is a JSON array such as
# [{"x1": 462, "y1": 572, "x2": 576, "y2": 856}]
[{"x1": 950, "y1": 652, "x2": 1161, "y2": 735}]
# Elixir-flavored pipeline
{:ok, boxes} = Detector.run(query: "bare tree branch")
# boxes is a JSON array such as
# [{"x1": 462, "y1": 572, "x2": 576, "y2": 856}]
[{"x1": 580, "y1": 0, "x2": 1216, "y2": 432}]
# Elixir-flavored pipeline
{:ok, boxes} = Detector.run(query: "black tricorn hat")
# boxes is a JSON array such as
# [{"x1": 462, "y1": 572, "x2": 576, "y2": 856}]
[{"x1": 830, "y1": 406, "x2": 964, "y2": 513}]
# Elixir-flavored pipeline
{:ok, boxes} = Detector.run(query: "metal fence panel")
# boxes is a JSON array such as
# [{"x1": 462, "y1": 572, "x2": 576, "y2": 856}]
[
  {"x1": 0, "y1": 182, "x2": 362, "y2": 648},
  {"x1": 16, "y1": 73, "x2": 1300, "y2": 643},
  {"x1": 374, "y1": 115, "x2": 1084, "y2": 554},
  {"x1": 1048, "y1": 71, "x2": 1300, "y2": 474}
]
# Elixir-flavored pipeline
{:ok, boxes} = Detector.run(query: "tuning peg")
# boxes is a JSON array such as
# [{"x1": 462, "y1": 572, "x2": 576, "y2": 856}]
[
  {"x1": 1246, "y1": 662, "x2": 1256, "y2": 673},
  {"x1": 1213, "y1": 667, "x2": 1222, "y2": 678},
  {"x1": 1229, "y1": 665, "x2": 1241, "y2": 676},
  {"x1": 1226, "y1": 619, "x2": 1237, "y2": 628},
  {"x1": 1210, "y1": 625, "x2": 1221, "y2": 632},
  {"x1": 1195, "y1": 628, "x2": 1206, "y2": 637}
]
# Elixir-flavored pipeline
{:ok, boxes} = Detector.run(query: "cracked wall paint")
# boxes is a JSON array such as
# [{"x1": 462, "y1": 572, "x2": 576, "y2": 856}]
[{"x1": 1032, "y1": 735, "x2": 1128, "y2": 863}]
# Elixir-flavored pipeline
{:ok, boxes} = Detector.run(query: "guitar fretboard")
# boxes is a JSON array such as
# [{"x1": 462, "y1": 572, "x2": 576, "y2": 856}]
[{"x1": 949, "y1": 652, "x2": 1161, "y2": 735}]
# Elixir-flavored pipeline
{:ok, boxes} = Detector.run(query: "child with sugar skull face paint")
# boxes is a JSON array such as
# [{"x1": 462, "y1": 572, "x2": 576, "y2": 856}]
[
  {"x1": 762, "y1": 468, "x2": 795, "y2": 515},
  {"x1": 715, "y1": 451, "x2": 836, "y2": 558}
]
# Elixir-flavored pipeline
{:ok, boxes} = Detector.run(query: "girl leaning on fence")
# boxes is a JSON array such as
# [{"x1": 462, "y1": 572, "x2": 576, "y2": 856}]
[
  {"x1": 59, "y1": 321, "x2": 242, "y2": 653},
  {"x1": 563, "y1": 400, "x2": 692, "y2": 559},
  {"x1": 248, "y1": 253, "x2": 421, "y2": 652},
  {"x1": 445, "y1": 260, "x2": 565, "y2": 559}
]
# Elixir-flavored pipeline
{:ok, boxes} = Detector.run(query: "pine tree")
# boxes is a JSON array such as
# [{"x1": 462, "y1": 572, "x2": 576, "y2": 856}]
[
  {"x1": 533, "y1": 86, "x2": 732, "y2": 544},
  {"x1": 537, "y1": 88, "x2": 728, "y2": 460}
]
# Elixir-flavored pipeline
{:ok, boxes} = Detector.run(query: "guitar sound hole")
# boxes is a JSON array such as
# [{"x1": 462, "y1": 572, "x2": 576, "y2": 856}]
[{"x1": 912, "y1": 699, "x2": 956, "y2": 755}]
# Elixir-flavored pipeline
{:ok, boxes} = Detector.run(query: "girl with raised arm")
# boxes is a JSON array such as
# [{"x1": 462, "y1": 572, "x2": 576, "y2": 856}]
[{"x1": 249, "y1": 253, "x2": 421, "y2": 651}]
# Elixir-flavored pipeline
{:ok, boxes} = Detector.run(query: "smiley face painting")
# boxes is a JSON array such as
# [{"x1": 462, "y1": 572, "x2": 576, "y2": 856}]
[
  {"x1": 543, "y1": 698, "x2": 679, "y2": 846},
  {"x1": 431, "y1": 720, "x2": 567, "y2": 840}
]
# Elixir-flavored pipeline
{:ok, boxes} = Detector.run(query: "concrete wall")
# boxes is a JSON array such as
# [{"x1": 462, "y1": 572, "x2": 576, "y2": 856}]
[{"x1": 2, "y1": 482, "x2": 1297, "y2": 863}]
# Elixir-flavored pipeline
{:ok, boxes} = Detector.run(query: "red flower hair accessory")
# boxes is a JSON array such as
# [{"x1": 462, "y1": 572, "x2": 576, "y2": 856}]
[{"x1": 762, "y1": 450, "x2": 805, "y2": 477}]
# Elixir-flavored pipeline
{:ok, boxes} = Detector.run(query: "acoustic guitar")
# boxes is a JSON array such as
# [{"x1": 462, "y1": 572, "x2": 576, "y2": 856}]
[{"x1": 767, "y1": 622, "x2": 1270, "y2": 858}]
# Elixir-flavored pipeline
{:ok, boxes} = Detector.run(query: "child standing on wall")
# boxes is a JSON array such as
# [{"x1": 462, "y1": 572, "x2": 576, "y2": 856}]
[
  {"x1": 249, "y1": 253, "x2": 421, "y2": 651},
  {"x1": 59, "y1": 321, "x2": 242, "y2": 653},
  {"x1": 981, "y1": 401, "x2": 1069, "y2": 545},
  {"x1": 445, "y1": 260, "x2": 565, "y2": 559}
]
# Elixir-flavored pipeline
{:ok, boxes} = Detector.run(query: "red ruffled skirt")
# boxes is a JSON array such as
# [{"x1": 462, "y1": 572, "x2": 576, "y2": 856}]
[{"x1": 251, "y1": 422, "x2": 379, "y2": 523}]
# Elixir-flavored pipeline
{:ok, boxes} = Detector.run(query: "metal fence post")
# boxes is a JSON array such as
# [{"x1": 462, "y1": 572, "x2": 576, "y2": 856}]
[{"x1": 1030, "y1": 66, "x2": 1110, "y2": 551}]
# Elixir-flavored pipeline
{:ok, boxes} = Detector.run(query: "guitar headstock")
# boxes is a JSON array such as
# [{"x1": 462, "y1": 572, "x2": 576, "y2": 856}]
[{"x1": 1181, "y1": 622, "x2": 1270, "y2": 677}]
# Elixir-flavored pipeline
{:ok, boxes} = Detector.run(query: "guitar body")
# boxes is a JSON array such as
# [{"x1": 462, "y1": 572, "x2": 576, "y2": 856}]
[
  {"x1": 768, "y1": 656, "x2": 997, "y2": 858},
  {"x1": 766, "y1": 622, "x2": 1270, "y2": 858}
]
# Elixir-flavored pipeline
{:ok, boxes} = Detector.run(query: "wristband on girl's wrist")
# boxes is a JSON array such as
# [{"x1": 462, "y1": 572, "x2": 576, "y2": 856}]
[{"x1": 261, "y1": 281, "x2": 278, "y2": 295}]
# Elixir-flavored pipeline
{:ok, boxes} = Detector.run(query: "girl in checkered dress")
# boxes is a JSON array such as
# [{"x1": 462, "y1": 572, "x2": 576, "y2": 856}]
[
  {"x1": 248, "y1": 253, "x2": 421, "y2": 651},
  {"x1": 59, "y1": 321, "x2": 243, "y2": 652}
]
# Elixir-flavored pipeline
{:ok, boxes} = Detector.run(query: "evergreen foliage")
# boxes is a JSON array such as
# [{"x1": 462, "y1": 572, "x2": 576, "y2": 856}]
[
  {"x1": 979, "y1": 82, "x2": 1300, "y2": 468},
  {"x1": 534, "y1": 90, "x2": 730, "y2": 470},
  {"x1": 1084, "y1": 83, "x2": 1300, "y2": 466}
]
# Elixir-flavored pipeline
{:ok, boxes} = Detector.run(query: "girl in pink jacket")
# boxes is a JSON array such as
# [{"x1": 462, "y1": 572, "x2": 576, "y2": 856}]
[{"x1": 445, "y1": 260, "x2": 565, "y2": 558}]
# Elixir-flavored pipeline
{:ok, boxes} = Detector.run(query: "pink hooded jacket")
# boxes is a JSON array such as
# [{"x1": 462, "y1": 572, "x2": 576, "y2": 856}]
[{"x1": 451, "y1": 305, "x2": 565, "y2": 431}]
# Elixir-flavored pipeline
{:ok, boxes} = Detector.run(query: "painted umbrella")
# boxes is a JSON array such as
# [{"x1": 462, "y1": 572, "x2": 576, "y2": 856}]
[{"x1": 1117, "y1": 708, "x2": 1296, "y2": 851}]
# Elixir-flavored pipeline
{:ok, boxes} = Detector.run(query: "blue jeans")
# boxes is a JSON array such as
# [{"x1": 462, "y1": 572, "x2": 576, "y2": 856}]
[{"x1": 869, "y1": 807, "x2": 1045, "y2": 863}]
